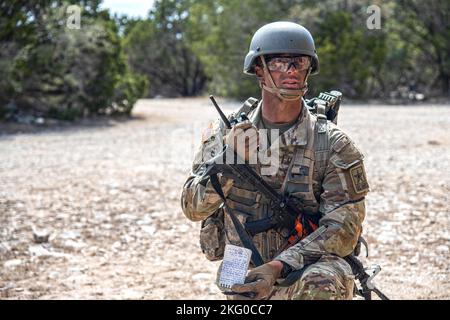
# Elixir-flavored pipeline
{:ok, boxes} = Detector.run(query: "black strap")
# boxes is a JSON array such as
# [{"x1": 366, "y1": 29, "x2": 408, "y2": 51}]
[
  {"x1": 277, "y1": 268, "x2": 305, "y2": 287},
  {"x1": 209, "y1": 173, "x2": 265, "y2": 267}
]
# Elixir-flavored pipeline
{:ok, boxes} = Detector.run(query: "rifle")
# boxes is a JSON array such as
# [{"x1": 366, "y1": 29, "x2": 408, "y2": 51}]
[
  {"x1": 344, "y1": 255, "x2": 390, "y2": 300},
  {"x1": 278, "y1": 253, "x2": 389, "y2": 300}
]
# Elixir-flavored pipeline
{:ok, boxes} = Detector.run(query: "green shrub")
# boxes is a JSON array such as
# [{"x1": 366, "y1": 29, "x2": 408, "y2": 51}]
[{"x1": 0, "y1": 2, "x2": 147, "y2": 121}]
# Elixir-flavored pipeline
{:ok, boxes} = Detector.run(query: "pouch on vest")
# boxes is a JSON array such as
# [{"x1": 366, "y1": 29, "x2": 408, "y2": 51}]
[{"x1": 199, "y1": 208, "x2": 226, "y2": 261}]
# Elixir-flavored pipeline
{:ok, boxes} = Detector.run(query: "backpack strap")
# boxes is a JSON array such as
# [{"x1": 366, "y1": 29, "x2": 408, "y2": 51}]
[
  {"x1": 314, "y1": 100, "x2": 331, "y2": 182},
  {"x1": 315, "y1": 99, "x2": 328, "y2": 134}
]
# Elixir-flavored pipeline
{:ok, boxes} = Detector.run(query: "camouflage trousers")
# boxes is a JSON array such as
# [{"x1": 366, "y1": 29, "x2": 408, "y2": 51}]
[{"x1": 269, "y1": 254, "x2": 355, "y2": 300}]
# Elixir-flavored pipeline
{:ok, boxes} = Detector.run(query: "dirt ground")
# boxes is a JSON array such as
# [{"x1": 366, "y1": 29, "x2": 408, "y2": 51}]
[{"x1": 0, "y1": 97, "x2": 449, "y2": 300}]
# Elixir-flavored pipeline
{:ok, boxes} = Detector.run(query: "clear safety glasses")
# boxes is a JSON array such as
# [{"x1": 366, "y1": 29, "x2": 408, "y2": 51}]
[{"x1": 265, "y1": 56, "x2": 311, "y2": 72}]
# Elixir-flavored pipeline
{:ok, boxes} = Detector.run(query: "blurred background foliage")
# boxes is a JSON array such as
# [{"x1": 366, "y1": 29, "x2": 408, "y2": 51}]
[
  {"x1": 0, "y1": 0, "x2": 449, "y2": 121},
  {"x1": 0, "y1": 0, "x2": 147, "y2": 121}
]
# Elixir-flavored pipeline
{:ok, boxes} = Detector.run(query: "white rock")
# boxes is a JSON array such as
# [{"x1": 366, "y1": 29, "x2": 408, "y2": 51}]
[
  {"x1": 436, "y1": 245, "x2": 449, "y2": 253},
  {"x1": 177, "y1": 224, "x2": 191, "y2": 233},
  {"x1": 109, "y1": 189, "x2": 119, "y2": 196},
  {"x1": 28, "y1": 244, "x2": 68, "y2": 259},
  {"x1": 116, "y1": 213, "x2": 137, "y2": 221},
  {"x1": 410, "y1": 254, "x2": 419, "y2": 265},
  {"x1": 4, "y1": 259, "x2": 23, "y2": 269},
  {"x1": 62, "y1": 239, "x2": 87, "y2": 251},
  {"x1": 136, "y1": 215, "x2": 153, "y2": 225},
  {"x1": 48, "y1": 271, "x2": 60, "y2": 279},
  {"x1": 192, "y1": 273, "x2": 211, "y2": 281},
  {"x1": 0, "y1": 283, "x2": 16, "y2": 292},
  {"x1": 94, "y1": 212, "x2": 108, "y2": 221},
  {"x1": 68, "y1": 266, "x2": 87, "y2": 273},
  {"x1": 59, "y1": 231, "x2": 81, "y2": 240},
  {"x1": 141, "y1": 225, "x2": 156, "y2": 235},
  {"x1": 29, "y1": 244, "x2": 51, "y2": 257},
  {"x1": 0, "y1": 242, "x2": 10, "y2": 256},
  {"x1": 112, "y1": 241, "x2": 121, "y2": 251},
  {"x1": 122, "y1": 289, "x2": 144, "y2": 299},
  {"x1": 120, "y1": 235, "x2": 133, "y2": 244}
]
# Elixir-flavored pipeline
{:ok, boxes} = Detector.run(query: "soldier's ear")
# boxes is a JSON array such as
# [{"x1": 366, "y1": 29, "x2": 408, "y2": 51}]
[{"x1": 255, "y1": 65, "x2": 264, "y2": 83}]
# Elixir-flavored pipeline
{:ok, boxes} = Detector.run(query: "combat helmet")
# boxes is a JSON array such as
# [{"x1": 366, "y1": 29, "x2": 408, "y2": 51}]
[{"x1": 244, "y1": 21, "x2": 319, "y2": 100}]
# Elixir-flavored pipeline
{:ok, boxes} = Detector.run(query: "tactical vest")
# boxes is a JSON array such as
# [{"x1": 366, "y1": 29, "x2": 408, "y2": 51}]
[{"x1": 222, "y1": 98, "x2": 331, "y2": 263}]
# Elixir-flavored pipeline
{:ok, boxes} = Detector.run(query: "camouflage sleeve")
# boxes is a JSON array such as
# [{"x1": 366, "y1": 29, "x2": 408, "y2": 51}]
[
  {"x1": 181, "y1": 120, "x2": 234, "y2": 222},
  {"x1": 274, "y1": 126, "x2": 369, "y2": 270}
]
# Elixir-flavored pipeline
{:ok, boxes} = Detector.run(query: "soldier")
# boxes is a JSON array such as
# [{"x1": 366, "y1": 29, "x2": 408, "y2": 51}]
[{"x1": 181, "y1": 21, "x2": 369, "y2": 300}]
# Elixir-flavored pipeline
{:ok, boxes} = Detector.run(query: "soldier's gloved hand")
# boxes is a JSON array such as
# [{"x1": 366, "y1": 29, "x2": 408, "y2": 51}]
[
  {"x1": 230, "y1": 261, "x2": 282, "y2": 300},
  {"x1": 224, "y1": 120, "x2": 259, "y2": 163}
]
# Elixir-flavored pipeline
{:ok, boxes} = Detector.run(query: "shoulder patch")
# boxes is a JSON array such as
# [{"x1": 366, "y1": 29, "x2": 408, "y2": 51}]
[{"x1": 349, "y1": 163, "x2": 369, "y2": 194}]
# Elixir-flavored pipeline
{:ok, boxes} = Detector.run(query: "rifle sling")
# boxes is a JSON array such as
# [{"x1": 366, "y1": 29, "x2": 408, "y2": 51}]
[{"x1": 209, "y1": 173, "x2": 265, "y2": 267}]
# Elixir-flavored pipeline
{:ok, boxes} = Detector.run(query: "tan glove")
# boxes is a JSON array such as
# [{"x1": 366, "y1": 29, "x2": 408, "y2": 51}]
[
  {"x1": 230, "y1": 261, "x2": 282, "y2": 300},
  {"x1": 224, "y1": 120, "x2": 259, "y2": 163}
]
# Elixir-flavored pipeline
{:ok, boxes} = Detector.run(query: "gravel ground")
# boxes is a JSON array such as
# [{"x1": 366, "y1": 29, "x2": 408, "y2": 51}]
[{"x1": 0, "y1": 97, "x2": 449, "y2": 300}]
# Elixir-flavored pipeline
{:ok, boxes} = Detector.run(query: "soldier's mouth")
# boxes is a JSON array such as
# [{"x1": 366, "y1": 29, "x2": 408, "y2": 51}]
[
  {"x1": 281, "y1": 80, "x2": 302, "y2": 89},
  {"x1": 281, "y1": 78, "x2": 301, "y2": 87}
]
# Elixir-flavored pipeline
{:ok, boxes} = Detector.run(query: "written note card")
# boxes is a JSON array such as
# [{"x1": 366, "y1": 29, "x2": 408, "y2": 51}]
[{"x1": 218, "y1": 244, "x2": 252, "y2": 289}]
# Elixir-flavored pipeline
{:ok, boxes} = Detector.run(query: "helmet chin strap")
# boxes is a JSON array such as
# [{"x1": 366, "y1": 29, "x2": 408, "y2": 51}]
[{"x1": 260, "y1": 55, "x2": 311, "y2": 101}]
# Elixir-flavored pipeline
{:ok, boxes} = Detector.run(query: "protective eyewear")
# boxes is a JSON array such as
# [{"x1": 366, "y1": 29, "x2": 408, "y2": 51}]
[{"x1": 266, "y1": 56, "x2": 311, "y2": 72}]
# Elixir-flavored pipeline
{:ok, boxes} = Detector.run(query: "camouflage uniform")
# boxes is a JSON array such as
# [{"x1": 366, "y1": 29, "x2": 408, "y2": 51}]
[{"x1": 181, "y1": 98, "x2": 369, "y2": 300}]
